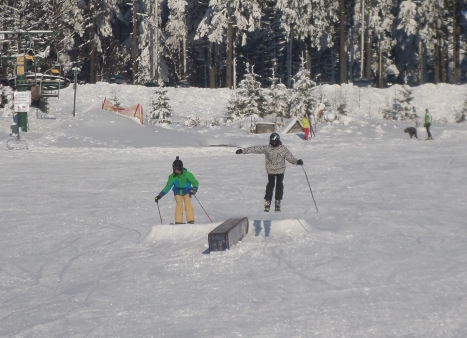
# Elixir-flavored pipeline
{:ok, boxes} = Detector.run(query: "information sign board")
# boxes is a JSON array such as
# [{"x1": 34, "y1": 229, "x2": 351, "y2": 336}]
[{"x1": 14, "y1": 91, "x2": 31, "y2": 112}]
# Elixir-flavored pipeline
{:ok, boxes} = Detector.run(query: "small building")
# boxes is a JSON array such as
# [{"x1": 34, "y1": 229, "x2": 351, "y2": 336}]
[
  {"x1": 278, "y1": 117, "x2": 304, "y2": 135},
  {"x1": 255, "y1": 122, "x2": 277, "y2": 134}
]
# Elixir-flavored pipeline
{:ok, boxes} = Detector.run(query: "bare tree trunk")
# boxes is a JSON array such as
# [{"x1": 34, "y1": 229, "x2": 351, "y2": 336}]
[
  {"x1": 210, "y1": 44, "x2": 216, "y2": 88},
  {"x1": 442, "y1": 42, "x2": 448, "y2": 83},
  {"x1": 434, "y1": 42, "x2": 440, "y2": 84},
  {"x1": 378, "y1": 42, "x2": 383, "y2": 88},
  {"x1": 183, "y1": 37, "x2": 187, "y2": 79},
  {"x1": 365, "y1": 0, "x2": 373, "y2": 80},
  {"x1": 453, "y1": 0, "x2": 461, "y2": 84},
  {"x1": 89, "y1": 0, "x2": 97, "y2": 84},
  {"x1": 287, "y1": 28, "x2": 293, "y2": 88},
  {"x1": 154, "y1": 0, "x2": 159, "y2": 82},
  {"x1": 419, "y1": 40, "x2": 425, "y2": 85},
  {"x1": 359, "y1": 0, "x2": 364, "y2": 78},
  {"x1": 365, "y1": 35, "x2": 372, "y2": 79},
  {"x1": 226, "y1": 16, "x2": 234, "y2": 88},
  {"x1": 305, "y1": 37, "x2": 312, "y2": 79},
  {"x1": 350, "y1": 26, "x2": 355, "y2": 81},
  {"x1": 132, "y1": 0, "x2": 138, "y2": 84},
  {"x1": 339, "y1": 0, "x2": 347, "y2": 84}
]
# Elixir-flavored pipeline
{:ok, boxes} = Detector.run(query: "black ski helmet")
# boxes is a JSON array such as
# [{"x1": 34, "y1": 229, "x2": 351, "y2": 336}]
[
  {"x1": 269, "y1": 132, "x2": 281, "y2": 147},
  {"x1": 172, "y1": 156, "x2": 183, "y2": 172}
]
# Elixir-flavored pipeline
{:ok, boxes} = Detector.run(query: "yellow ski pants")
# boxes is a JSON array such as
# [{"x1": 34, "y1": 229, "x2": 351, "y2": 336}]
[{"x1": 175, "y1": 194, "x2": 194, "y2": 223}]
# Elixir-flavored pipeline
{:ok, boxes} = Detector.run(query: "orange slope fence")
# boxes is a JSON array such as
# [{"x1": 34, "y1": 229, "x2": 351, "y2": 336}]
[{"x1": 102, "y1": 97, "x2": 144, "y2": 125}]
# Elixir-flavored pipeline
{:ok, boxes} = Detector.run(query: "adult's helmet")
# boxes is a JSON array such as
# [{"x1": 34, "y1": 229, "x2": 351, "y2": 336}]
[
  {"x1": 269, "y1": 132, "x2": 281, "y2": 147},
  {"x1": 172, "y1": 156, "x2": 183, "y2": 172}
]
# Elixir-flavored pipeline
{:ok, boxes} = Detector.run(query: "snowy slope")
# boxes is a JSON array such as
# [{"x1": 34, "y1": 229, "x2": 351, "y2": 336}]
[{"x1": 1, "y1": 83, "x2": 467, "y2": 337}]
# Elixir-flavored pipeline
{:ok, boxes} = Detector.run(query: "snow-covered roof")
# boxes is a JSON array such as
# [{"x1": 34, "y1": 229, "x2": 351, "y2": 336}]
[{"x1": 278, "y1": 117, "x2": 299, "y2": 135}]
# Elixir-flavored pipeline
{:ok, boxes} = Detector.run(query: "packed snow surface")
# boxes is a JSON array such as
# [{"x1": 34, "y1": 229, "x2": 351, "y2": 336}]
[{"x1": 1, "y1": 83, "x2": 467, "y2": 337}]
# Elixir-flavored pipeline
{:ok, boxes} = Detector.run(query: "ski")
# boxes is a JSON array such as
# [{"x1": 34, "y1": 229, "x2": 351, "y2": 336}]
[{"x1": 169, "y1": 222, "x2": 186, "y2": 225}]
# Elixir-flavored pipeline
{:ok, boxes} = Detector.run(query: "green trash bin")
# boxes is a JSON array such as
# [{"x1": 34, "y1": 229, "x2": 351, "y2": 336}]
[
  {"x1": 11, "y1": 124, "x2": 19, "y2": 135},
  {"x1": 17, "y1": 111, "x2": 28, "y2": 132}
]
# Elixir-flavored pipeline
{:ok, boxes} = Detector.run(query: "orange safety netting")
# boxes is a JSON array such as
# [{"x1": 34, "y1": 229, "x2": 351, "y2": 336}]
[{"x1": 102, "y1": 97, "x2": 144, "y2": 125}]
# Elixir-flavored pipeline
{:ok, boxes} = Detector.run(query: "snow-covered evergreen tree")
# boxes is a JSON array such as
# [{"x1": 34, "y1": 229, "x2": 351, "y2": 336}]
[
  {"x1": 147, "y1": 88, "x2": 172, "y2": 123},
  {"x1": 397, "y1": 85, "x2": 418, "y2": 121},
  {"x1": 290, "y1": 66, "x2": 316, "y2": 117},
  {"x1": 0, "y1": 85, "x2": 13, "y2": 114},
  {"x1": 268, "y1": 80, "x2": 290, "y2": 118},
  {"x1": 166, "y1": 0, "x2": 188, "y2": 79},
  {"x1": 368, "y1": 0, "x2": 397, "y2": 83},
  {"x1": 226, "y1": 64, "x2": 267, "y2": 120},
  {"x1": 134, "y1": 0, "x2": 156, "y2": 83},
  {"x1": 275, "y1": 0, "x2": 338, "y2": 83},
  {"x1": 383, "y1": 85, "x2": 418, "y2": 121},
  {"x1": 110, "y1": 90, "x2": 122, "y2": 109},
  {"x1": 196, "y1": 0, "x2": 262, "y2": 45},
  {"x1": 394, "y1": 0, "x2": 423, "y2": 84}
]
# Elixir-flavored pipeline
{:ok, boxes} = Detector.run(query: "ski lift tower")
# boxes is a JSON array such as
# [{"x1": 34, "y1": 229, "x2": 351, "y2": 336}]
[{"x1": 0, "y1": 30, "x2": 55, "y2": 133}]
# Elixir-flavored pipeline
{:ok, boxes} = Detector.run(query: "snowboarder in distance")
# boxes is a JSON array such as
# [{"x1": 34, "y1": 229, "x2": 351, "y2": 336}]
[
  {"x1": 235, "y1": 132, "x2": 303, "y2": 212},
  {"x1": 424, "y1": 109, "x2": 433, "y2": 140},
  {"x1": 155, "y1": 157, "x2": 199, "y2": 224},
  {"x1": 302, "y1": 115, "x2": 310, "y2": 140}
]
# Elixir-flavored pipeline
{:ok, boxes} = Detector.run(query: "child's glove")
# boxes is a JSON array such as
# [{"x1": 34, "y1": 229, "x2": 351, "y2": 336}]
[
  {"x1": 155, "y1": 194, "x2": 162, "y2": 202},
  {"x1": 236, "y1": 149, "x2": 243, "y2": 154},
  {"x1": 297, "y1": 159, "x2": 303, "y2": 165},
  {"x1": 189, "y1": 188, "x2": 197, "y2": 197}
]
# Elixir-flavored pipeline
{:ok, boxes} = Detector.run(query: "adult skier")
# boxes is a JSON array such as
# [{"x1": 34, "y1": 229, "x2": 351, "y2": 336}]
[
  {"x1": 235, "y1": 132, "x2": 303, "y2": 211},
  {"x1": 424, "y1": 109, "x2": 433, "y2": 140},
  {"x1": 155, "y1": 157, "x2": 199, "y2": 224}
]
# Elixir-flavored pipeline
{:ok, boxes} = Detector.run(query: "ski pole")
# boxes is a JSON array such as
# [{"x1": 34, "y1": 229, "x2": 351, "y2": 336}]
[
  {"x1": 193, "y1": 195, "x2": 213, "y2": 223},
  {"x1": 156, "y1": 201, "x2": 163, "y2": 224},
  {"x1": 301, "y1": 165, "x2": 318, "y2": 212}
]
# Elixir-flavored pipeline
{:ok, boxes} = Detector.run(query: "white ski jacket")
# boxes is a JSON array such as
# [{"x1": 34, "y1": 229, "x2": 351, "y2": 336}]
[{"x1": 243, "y1": 144, "x2": 299, "y2": 174}]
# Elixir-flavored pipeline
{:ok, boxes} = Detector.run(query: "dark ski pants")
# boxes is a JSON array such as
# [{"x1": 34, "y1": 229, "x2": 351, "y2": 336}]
[
  {"x1": 264, "y1": 174, "x2": 284, "y2": 202},
  {"x1": 425, "y1": 123, "x2": 432, "y2": 138}
]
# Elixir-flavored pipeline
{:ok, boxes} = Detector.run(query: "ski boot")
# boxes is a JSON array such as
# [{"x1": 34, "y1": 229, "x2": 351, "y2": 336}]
[
  {"x1": 264, "y1": 200, "x2": 271, "y2": 212},
  {"x1": 275, "y1": 200, "x2": 281, "y2": 212}
]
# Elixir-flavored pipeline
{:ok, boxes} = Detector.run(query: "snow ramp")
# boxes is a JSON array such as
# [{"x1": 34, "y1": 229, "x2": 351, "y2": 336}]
[
  {"x1": 142, "y1": 219, "x2": 311, "y2": 248},
  {"x1": 142, "y1": 223, "x2": 218, "y2": 245}
]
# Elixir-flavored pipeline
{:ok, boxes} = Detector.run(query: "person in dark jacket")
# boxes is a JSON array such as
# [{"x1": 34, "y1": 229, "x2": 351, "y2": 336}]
[
  {"x1": 235, "y1": 132, "x2": 303, "y2": 211},
  {"x1": 155, "y1": 157, "x2": 199, "y2": 224}
]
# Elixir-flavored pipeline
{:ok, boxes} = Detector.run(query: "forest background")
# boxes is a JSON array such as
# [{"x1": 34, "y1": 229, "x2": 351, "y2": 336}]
[{"x1": 1, "y1": 0, "x2": 467, "y2": 89}]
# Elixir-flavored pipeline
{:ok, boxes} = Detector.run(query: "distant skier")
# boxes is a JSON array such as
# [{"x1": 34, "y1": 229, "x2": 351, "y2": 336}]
[
  {"x1": 235, "y1": 132, "x2": 303, "y2": 212},
  {"x1": 424, "y1": 109, "x2": 433, "y2": 140},
  {"x1": 302, "y1": 115, "x2": 310, "y2": 140},
  {"x1": 155, "y1": 157, "x2": 199, "y2": 224}
]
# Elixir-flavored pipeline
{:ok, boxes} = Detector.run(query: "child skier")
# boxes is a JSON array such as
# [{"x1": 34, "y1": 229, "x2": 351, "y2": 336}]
[
  {"x1": 235, "y1": 132, "x2": 303, "y2": 211},
  {"x1": 302, "y1": 115, "x2": 310, "y2": 140},
  {"x1": 155, "y1": 157, "x2": 199, "y2": 224}
]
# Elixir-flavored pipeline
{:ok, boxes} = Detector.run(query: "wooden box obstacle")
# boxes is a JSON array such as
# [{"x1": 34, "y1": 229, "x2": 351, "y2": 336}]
[{"x1": 208, "y1": 217, "x2": 249, "y2": 252}]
